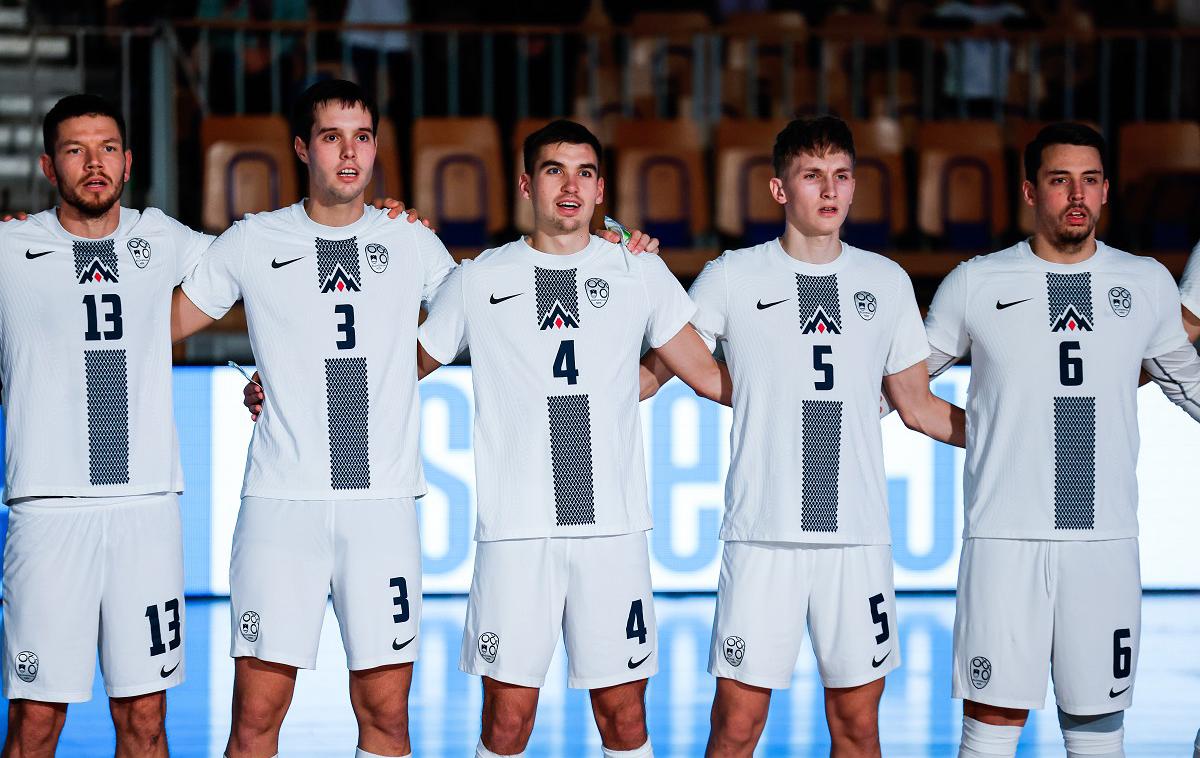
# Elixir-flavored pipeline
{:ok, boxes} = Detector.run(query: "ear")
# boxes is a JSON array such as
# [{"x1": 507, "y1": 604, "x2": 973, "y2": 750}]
[
  {"x1": 122, "y1": 149, "x2": 132, "y2": 182},
  {"x1": 294, "y1": 135, "x2": 309, "y2": 165},
  {"x1": 595, "y1": 176, "x2": 605, "y2": 206},
  {"x1": 1021, "y1": 179, "x2": 1036, "y2": 208},
  {"x1": 769, "y1": 176, "x2": 787, "y2": 206},
  {"x1": 39, "y1": 154, "x2": 56, "y2": 187},
  {"x1": 1100, "y1": 177, "x2": 1109, "y2": 206},
  {"x1": 518, "y1": 172, "x2": 531, "y2": 200}
]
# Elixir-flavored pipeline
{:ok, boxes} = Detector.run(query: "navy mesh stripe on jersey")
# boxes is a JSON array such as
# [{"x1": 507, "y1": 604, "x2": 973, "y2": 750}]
[
  {"x1": 547, "y1": 394, "x2": 595, "y2": 526},
  {"x1": 1046, "y1": 272, "x2": 1093, "y2": 329},
  {"x1": 316, "y1": 237, "x2": 362, "y2": 292},
  {"x1": 535, "y1": 268, "x2": 580, "y2": 325},
  {"x1": 325, "y1": 357, "x2": 371, "y2": 489},
  {"x1": 796, "y1": 274, "x2": 842, "y2": 334},
  {"x1": 84, "y1": 349, "x2": 129, "y2": 485},
  {"x1": 801, "y1": 399, "x2": 842, "y2": 531},
  {"x1": 1054, "y1": 396, "x2": 1096, "y2": 530},
  {"x1": 73, "y1": 239, "x2": 119, "y2": 283}
]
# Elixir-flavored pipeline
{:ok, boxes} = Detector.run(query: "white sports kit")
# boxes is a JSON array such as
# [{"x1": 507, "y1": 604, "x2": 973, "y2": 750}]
[
  {"x1": 419, "y1": 236, "x2": 695, "y2": 688},
  {"x1": 1181, "y1": 241, "x2": 1200, "y2": 319},
  {"x1": 0, "y1": 207, "x2": 211, "y2": 701},
  {"x1": 925, "y1": 240, "x2": 1200, "y2": 713},
  {"x1": 690, "y1": 240, "x2": 929, "y2": 689},
  {"x1": 183, "y1": 203, "x2": 455, "y2": 669}
]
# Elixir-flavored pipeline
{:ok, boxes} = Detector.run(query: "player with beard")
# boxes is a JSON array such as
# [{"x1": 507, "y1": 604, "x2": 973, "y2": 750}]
[
  {"x1": 922, "y1": 123, "x2": 1200, "y2": 758},
  {"x1": 0, "y1": 94, "x2": 209, "y2": 757},
  {"x1": 417, "y1": 119, "x2": 728, "y2": 758}
]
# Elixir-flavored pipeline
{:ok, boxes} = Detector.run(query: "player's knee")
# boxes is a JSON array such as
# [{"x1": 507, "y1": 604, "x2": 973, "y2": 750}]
[
  {"x1": 594, "y1": 699, "x2": 648, "y2": 750},
  {"x1": 111, "y1": 694, "x2": 167, "y2": 744},
  {"x1": 711, "y1": 705, "x2": 767, "y2": 751},
  {"x1": 482, "y1": 704, "x2": 536, "y2": 754},
  {"x1": 827, "y1": 706, "x2": 880, "y2": 750},
  {"x1": 231, "y1": 691, "x2": 288, "y2": 738},
  {"x1": 7, "y1": 701, "x2": 66, "y2": 745},
  {"x1": 354, "y1": 695, "x2": 410, "y2": 743},
  {"x1": 1058, "y1": 708, "x2": 1124, "y2": 758}
]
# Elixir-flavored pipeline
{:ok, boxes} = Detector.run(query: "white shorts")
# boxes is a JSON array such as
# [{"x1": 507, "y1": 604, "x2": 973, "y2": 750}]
[
  {"x1": 460, "y1": 531, "x2": 656, "y2": 690},
  {"x1": 2, "y1": 493, "x2": 185, "y2": 702},
  {"x1": 708, "y1": 541, "x2": 900, "y2": 690},
  {"x1": 229, "y1": 496, "x2": 422, "y2": 671},
  {"x1": 952, "y1": 538, "x2": 1140, "y2": 714}
]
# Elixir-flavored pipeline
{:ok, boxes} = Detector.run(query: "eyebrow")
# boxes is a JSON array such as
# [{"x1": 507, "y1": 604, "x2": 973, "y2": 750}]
[
  {"x1": 315, "y1": 126, "x2": 374, "y2": 135},
  {"x1": 799, "y1": 166, "x2": 853, "y2": 173},
  {"x1": 539, "y1": 160, "x2": 599, "y2": 173},
  {"x1": 1046, "y1": 169, "x2": 1103, "y2": 175}
]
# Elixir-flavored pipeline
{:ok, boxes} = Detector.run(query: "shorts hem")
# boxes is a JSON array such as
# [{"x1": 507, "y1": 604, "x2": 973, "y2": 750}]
[
  {"x1": 821, "y1": 662, "x2": 897, "y2": 689},
  {"x1": 1054, "y1": 698, "x2": 1133, "y2": 716},
  {"x1": 954, "y1": 691, "x2": 1046, "y2": 710},
  {"x1": 105, "y1": 675, "x2": 183, "y2": 698},
  {"x1": 3, "y1": 688, "x2": 93, "y2": 704},
  {"x1": 567, "y1": 666, "x2": 657, "y2": 690},
  {"x1": 708, "y1": 667, "x2": 792, "y2": 690},
  {"x1": 348, "y1": 653, "x2": 418, "y2": 672},
  {"x1": 459, "y1": 663, "x2": 546, "y2": 689},
  {"x1": 231, "y1": 649, "x2": 317, "y2": 671}
]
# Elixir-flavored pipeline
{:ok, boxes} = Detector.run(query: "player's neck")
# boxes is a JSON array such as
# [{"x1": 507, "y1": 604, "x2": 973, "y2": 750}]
[
  {"x1": 1030, "y1": 232, "x2": 1098, "y2": 264},
  {"x1": 56, "y1": 203, "x2": 120, "y2": 239},
  {"x1": 527, "y1": 229, "x2": 591, "y2": 255},
  {"x1": 779, "y1": 226, "x2": 842, "y2": 265},
  {"x1": 303, "y1": 195, "x2": 365, "y2": 228}
]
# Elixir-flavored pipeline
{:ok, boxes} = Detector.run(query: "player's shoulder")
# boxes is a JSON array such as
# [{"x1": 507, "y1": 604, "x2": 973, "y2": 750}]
[
  {"x1": 133, "y1": 206, "x2": 208, "y2": 242},
  {"x1": 710, "y1": 240, "x2": 775, "y2": 271},
  {"x1": 840, "y1": 242, "x2": 909, "y2": 279},
  {"x1": 0, "y1": 208, "x2": 52, "y2": 243},
  {"x1": 229, "y1": 203, "x2": 302, "y2": 237},
  {"x1": 464, "y1": 238, "x2": 523, "y2": 270},
  {"x1": 1097, "y1": 240, "x2": 1171, "y2": 281}
]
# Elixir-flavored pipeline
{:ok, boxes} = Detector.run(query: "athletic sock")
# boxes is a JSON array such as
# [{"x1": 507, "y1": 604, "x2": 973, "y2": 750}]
[
  {"x1": 958, "y1": 716, "x2": 1021, "y2": 758},
  {"x1": 476, "y1": 738, "x2": 523, "y2": 758},
  {"x1": 1058, "y1": 708, "x2": 1124, "y2": 758},
  {"x1": 355, "y1": 749, "x2": 410, "y2": 758},
  {"x1": 602, "y1": 740, "x2": 654, "y2": 757}
]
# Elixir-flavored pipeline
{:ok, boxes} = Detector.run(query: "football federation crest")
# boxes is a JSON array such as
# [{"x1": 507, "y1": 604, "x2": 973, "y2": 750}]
[
  {"x1": 316, "y1": 237, "x2": 363, "y2": 293},
  {"x1": 13, "y1": 651, "x2": 38, "y2": 683},
  {"x1": 1108, "y1": 286, "x2": 1131, "y2": 317},
  {"x1": 478, "y1": 632, "x2": 499, "y2": 663},
  {"x1": 239, "y1": 611, "x2": 260, "y2": 642},
  {"x1": 854, "y1": 291, "x2": 877, "y2": 321},
  {"x1": 539, "y1": 300, "x2": 580, "y2": 330},
  {"x1": 970, "y1": 656, "x2": 991, "y2": 689},
  {"x1": 73, "y1": 239, "x2": 119, "y2": 284},
  {"x1": 126, "y1": 237, "x2": 151, "y2": 268},
  {"x1": 723, "y1": 636, "x2": 745, "y2": 667},
  {"x1": 365, "y1": 242, "x2": 389, "y2": 274},
  {"x1": 585, "y1": 277, "x2": 609, "y2": 308}
]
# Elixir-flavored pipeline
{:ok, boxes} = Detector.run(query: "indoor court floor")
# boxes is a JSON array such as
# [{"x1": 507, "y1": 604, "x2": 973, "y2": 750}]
[{"x1": 2, "y1": 593, "x2": 1198, "y2": 756}]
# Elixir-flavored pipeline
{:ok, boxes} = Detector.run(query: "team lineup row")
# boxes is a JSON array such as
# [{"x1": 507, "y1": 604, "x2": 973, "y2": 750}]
[{"x1": 1, "y1": 78, "x2": 1199, "y2": 758}]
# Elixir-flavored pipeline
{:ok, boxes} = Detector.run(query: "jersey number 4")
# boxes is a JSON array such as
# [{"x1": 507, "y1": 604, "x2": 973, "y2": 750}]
[{"x1": 553, "y1": 340, "x2": 579, "y2": 385}]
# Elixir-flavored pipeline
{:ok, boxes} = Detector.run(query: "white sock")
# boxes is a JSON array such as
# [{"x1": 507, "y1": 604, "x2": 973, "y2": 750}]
[
  {"x1": 356, "y1": 749, "x2": 409, "y2": 758},
  {"x1": 1061, "y1": 728, "x2": 1124, "y2": 757},
  {"x1": 603, "y1": 740, "x2": 654, "y2": 757},
  {"x1": 958, "y1": 716, "x2": 1022, "y2": 758},
  {"x1": 476, "y1": 738, "x2": 523, "y2": 757}
]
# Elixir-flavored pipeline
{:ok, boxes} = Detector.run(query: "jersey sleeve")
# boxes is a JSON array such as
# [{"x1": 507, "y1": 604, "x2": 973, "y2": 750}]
[
  {"x1": 1145, "y1": 261, "x2": 1193, "y2": 360},
  {"x1": 641, "y1": 255, "x2": 697, "y2": 349},
  {"x1": 884, "y1": 267, "x2": 932, "y2": 375},
  {"x1": 172, "y1": 222, "x2": 216, "y2": 285},
  {"x1": 413, "y1": 220, "x2": 457, "y2": 307},
  {"x1": 687, "y1": 256, "x2": 728, "y2": 352},
  {"x1": 1180, "y1": 241, "x2": 1200, "y2": 317},
  {"x1": 924, "y1": 261, "x2": 972, "y2": 358},
  {"x1": 180, "y1": 222, "x2": 245, "y2": 320},
  {"x1": 417, "y1": 263, "x2": 469, "y2": 364}
]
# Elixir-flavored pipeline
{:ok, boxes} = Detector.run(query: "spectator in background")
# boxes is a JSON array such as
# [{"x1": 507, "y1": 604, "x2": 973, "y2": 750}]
[
  {"x1": 933, "y1": 0, "x2": 1025, "y2": 117},
  {"x1": 196, "y1": 0, "x2": 308, "y2": 114}
]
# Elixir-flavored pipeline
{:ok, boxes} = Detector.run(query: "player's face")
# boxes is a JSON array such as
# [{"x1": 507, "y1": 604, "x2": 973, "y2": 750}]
[
  {"x1": 520, "y1": 142, "x2": 604, "y2": 235},
  {"x1": 1024, "y1": 144, "x2": 1107, "y2": 245},
  {"x1": 771, "y1": 151, "x2": 855, "y2": 236},
  {"x1": 295, "y1": 102, "x2": 376, "y2": 206},
  {"x1": 40, "y1": 115, "x2": 130, "y2": 218}
]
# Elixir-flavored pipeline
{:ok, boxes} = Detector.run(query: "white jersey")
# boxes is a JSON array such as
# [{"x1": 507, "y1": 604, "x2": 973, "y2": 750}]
[
  {"x1": 1181, "y1": 240, "x2": 1200, "y2": 318},
  {"x1": 690, "y1": 240, "x2": 929, "y2": 545},
  {"x1": 418, "y1": 236, "x2": 695, "y2": 541},
  {"x1": 182, "y1": 202, "x2": 455, "y2": 500},
  {"x1": 0, "y1": 207, "x2": 210, "y2": 501},
  {"x1": 925, "y1": 239, "x2": 1193, "y2": 540}
]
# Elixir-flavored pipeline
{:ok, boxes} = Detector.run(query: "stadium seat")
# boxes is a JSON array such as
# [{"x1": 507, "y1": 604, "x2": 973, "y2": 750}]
[
  {"x1": 1117, "y1": 122, "x2": 1200, "y2": 248},
  {"x1": 200, "y1": 115, "x2": 298, "y2": 234},
  {"x1": 917, "y1": 120, "x2": 1007, "y2": 249},
  {"x1": 627, "y1": 12, "x2": 711, "y2": 117},
  {"x1": 714, "y1": 119, "x2": 787, "y2": 245},
  {"x1": 843, "y1": 117, "x2": 907, "y2": 250},
  {"x1": 412, "y1": 117, "x2": 506, "y2": 248},
  {"x1": 511, "y1": 116, "x2": 606, "y2": 235},
  {"x1": 1007, "y1": 119, "x2": 1105, "y2": 236},
  {"x1": 612, "y1": 119, "x2": 707, "y2": 248},
  {"x1": 367, "y1": 117, "x2": 403, "y2": 205}
]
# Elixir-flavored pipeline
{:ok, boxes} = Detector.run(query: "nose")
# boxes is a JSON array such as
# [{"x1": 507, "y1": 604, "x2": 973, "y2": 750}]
[
  {"x1": 821, "y1": 175, "x2": 837, "y2": 199},
  {"x1": 341, "y1": 138, "x2": 356, "y2": 160},
  {"x1": 84, "y1": 148, "x2": 102, "y2": 170},
  {"x1": 1068, "y1": 180, "x2": 1084, "y2": 202}
]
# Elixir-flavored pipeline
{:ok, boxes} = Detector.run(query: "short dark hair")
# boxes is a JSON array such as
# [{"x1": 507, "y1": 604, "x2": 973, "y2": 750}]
[
  {"x1": 522, "y1": 119, "x2": 603, "y2": 175},
  {"x1": 772, "y1": 116, "x2": 856, "y2": 177},
  {"x1": 1023, "y1": 122, "x2": 1107, "y2": 181},
  {"x1": 290, "y1": 79, "x2": 379, "y2": 145},
  {"x1": 43, "y1": 94, "x2": 126, "y2": 155}
]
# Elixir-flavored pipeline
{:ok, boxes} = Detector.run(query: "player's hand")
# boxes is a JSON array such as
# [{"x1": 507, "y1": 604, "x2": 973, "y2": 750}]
[
  {"x1": 1, "y1": 211, "x2": 29, "y2": 222},
  {"x1": 371, "y1": 198, "x2": 436, "y2": 230},
  {"x1": 243, "y1": 372, "x2": 264, "y2": 422},
  {"x1": 598, "y1": 228, "x2": 660, "y2": 254}
]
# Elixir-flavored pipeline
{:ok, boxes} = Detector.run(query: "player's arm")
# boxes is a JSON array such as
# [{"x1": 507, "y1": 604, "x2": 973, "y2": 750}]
[
  {"x1": 647, "y1": 324, "x2": 732, "y2": 406},
  {"x1": 882, "y1": 360, "x2": 966, "y2": 447},
  {"x1": 1143, "y1": 346, "x2": 1200, "y2": 422},
  {"x1": 417, "y1": 341, "x2": 443, "y2": 380},
  {"x1": 171, "y1": 287, "x2": 217, "y2": 342},
  {"x1": 1184, "y1": 305, "x2": 1200, "y2": 345}
]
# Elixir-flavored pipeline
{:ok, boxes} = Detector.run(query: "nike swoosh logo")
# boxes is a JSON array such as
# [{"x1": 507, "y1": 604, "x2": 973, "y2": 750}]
[
  {"x1": 627, "y1": 651, "x2": 653, "y2": 669},
  {"x1": 159, "y1": 662, "x2": 180, "y2": 678},
  {"x1": 271, "y1": 256, "x2": 305, "y2": 269},
  {"x1": 392, "y1": 636, "x2": 416, "y2": 651},
  {"x1": 995, "y1": 298, "x2": 1032, "y2": 310},
  {"x1": 1109, "y1": 685, "x2": 1130, "y2": 698},
  {"x1": 871, "y1": 650, "x2": 892, "y2": 668},
  {"x1": 489, "y1": 293, "x2": 522, "y2": 304},
  {"x1": 25, "y1": 249, "x2": 53, "y2": 259},
  {"x1": 756, "y1": 298, "x2": 788, "y2": 310}
]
